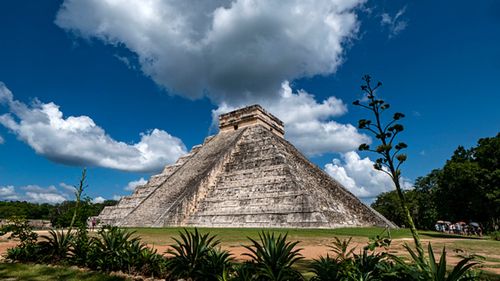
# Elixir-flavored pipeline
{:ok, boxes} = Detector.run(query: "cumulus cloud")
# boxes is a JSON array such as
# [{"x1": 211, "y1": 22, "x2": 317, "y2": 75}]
[
  {"x1": 59, "y1": 182, "x2": 76, "y2": 193},
  {"x1": 56, "y1": 0, "x2": 364, "y2": 104},
  {"x1": 381, "y1": 6, "x2": 408, "y2": 38},
  {"x1": 93, "y1": 196, "x2": 106, "y2": 203},
  {"x1": 213, "y1": 82, "x2": 370, "y2": 155},
  {"x1": 325, "y1": 151, "x2": 412, "y2": 199},
  {"x1": 0, "y1": 184, "x2": 70, "y2": 204},
  {"x1": 124, "y1": 177, "x2": 147, "y2": 191},
  {"x1": 0, "y1": 185, "x2": 18, "y2": 200},
  {"x1": 0, "y1": 83, "x2": 187, "y2": 173}
]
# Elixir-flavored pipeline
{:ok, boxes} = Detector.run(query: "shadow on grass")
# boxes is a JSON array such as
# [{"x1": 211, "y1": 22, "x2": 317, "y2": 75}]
[{"x1": 0, "y1": 263, "x2": 127, "y2": 281}]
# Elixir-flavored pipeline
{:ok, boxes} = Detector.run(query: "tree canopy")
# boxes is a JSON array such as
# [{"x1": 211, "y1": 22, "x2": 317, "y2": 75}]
[
  {"x1": 372, "y1": 133, "x2": 500, "y2": 231},
  {"x1": 0, "y1": 200, "x2": 117, "y2": 227}
]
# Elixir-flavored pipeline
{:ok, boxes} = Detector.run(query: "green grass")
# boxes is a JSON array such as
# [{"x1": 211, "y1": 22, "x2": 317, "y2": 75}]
[
  {"x1": 0, "y1": 263, "x2": 128, "y2": 281},
  {"x1": 127, "y1": 226, "x2": 487, "y2": 244}
]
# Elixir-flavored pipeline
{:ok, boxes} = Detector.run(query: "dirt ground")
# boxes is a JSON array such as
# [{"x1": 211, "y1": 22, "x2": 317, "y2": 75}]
[
  {"x1": 150, "y1": 237, "x2": 500, "y2": 275},
  {"x1": 1, "y1": 231, "x2": 499, "y2": 275}
]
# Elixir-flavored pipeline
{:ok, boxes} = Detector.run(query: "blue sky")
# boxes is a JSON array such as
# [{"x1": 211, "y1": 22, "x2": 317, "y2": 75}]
[{"x1": 0, "y1": 0, "x2": 499, "y2": 204}]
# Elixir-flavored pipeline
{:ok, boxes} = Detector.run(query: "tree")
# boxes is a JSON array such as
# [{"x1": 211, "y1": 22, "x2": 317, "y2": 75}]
[
  {"x1": 371, "y1": 190, "x2": 411, "y2": 227},
  {"x1": 353, "y1": 75, "x2": 424, "y2": 259},
  {"x1": 436, "y1": 134, "x2": 500, "y2": 231},
  {"x1": 372, "y1": 170, "x2": 439, "y2": 230},
  {"x1": 412, "y1": 170, "x2": 440, "y2": 230}
]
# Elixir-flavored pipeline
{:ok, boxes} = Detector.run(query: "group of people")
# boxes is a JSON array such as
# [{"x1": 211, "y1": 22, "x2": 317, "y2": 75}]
[{"x1": 435, "y1": 220, "x2": 482, "y2": 236}]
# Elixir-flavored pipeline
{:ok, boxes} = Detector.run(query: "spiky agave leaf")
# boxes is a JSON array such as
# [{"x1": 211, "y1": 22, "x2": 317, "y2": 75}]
[
  {"x1": 165, "y1": 228, "x2": 223, "y2": 281},
  {"x1": 38, "y1": 228, "x2": 74, "y2": 263},
  {"x1": 243, "y1": 231, "x2": 304, "y2": 281}
]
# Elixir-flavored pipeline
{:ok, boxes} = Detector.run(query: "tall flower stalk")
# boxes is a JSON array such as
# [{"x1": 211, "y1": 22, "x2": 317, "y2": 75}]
[
  {"x1": 353, "y1": 75, "x2": 424, "y2": 260},
  {"x1": 69, "y1": 168, "x2": 87, "y2": 230}
]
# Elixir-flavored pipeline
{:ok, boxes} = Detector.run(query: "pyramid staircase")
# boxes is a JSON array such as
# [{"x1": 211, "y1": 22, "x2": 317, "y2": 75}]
[{"x1": 98, "y1": 105, "x2": 395, "y2": 228}]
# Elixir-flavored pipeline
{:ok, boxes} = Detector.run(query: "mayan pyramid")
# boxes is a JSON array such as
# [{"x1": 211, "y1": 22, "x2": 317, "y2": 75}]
[{"x1": 98, "y1": 105, "x2": 394, "y2": 228}]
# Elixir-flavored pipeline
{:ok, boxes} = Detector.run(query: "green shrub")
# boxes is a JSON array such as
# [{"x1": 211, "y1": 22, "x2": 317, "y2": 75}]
[
  {"x1": 489, "y1": 231, "x2": 500, "y2": 241},
  {"x1": 243, "y1": 231, "x2": 304, "y2": 281},
  {"x1": 89, "y1": 226, "x2": 141, "y2": 272},
  {"x1": 135, "y1": 246, "x2": 168, "y2": 278},
  {"x1": 165, "y1": 228, "x2": 231, "y2": 281},
  {"x1": 70, "y1": 226, "x2": 93, "y2": 266},
  {"x1": 1, "y1": 216, "x2": 41, "y2": 262},
  {"x1": 38, "y1": 228, "x2": 75, "y2": 263},
  {"x1": 395, "y1": 243, "x2": 481, "y2": 281},
  {"x1": 309, "y1": 255, "x2": 347, "y2": 281},
  {"x1": 309, "y1": 236, "x2": 410, "y2": 281}
]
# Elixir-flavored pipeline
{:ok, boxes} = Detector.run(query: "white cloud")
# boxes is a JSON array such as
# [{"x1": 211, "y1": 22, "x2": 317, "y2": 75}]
[
  {"x1": 25, "y1": 192, "x2": 67, "y2": 204},
  {"x1": 112, "y1": 195, "x2": 123, "y2": 201},
  {"x1": 59, "y1": 182, "x2": 76, "y2": 193},
  {"x1": 124, "y1": 177, "x2": 147, "y2": 191},
  {"x1": 381, "y1": 6, "x2": 408, "y2": 38},
  {"x1": 56, "y1": 0, "x2": 365, "y2": 104},
  {"x1": 325, "y1": 151, "x2": 412, "y2": 199},
  {"x1": 0, "y1": 184, "x2": 70, "y2": 204},
  {"x1": 0, "y1": 185, "x2": 18, "y2": 200},
  {"x1": 93, "y1": 196, "x2": 106, "y2": 203},
  {"x1": 213, "y1": 81, "x2": 370, "y2": 155},
  {"x1": 0, "y1": 83, "x2": 187, "y2": 173},
  {"x1": 0, "y1": 135, "x2": 4, "y2": 144}
]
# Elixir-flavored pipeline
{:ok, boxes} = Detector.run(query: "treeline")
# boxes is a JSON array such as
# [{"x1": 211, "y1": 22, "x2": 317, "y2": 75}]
[
  {"x1": 0, "y1": 200, "x2": 117, "y2": 227},
  {"x1": 372, "y1": 133, "x2": 500, "y2": 232}
]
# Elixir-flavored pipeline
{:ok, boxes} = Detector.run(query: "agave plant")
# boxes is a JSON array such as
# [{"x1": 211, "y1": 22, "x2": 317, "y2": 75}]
[
  {"x1": 70, "y1": 226, "x2": 92, "y2": 266},
  {"x1": 243, "y1": 231, "x2": 304, "y2": 281},
  {"x1": 217, "y1": 262, "x2": 257, "y2": 281},
  {"x1": 38, "y1": 228, "x2": 75, "y2": 263},
  {"x1": 90, "y1": 226, "x2": 141, "y2": 272},
  {"x1": 310, "y1": 235, "x2": 409, "y2": 281},
  {"x1": 398, "y1": 243, "x2": 481, "y2": 281},
  {"x1": 166, "y1": 228, "x2": 231, "y2": 281},
  {"x1": 330, "y1": 237, "x2": 356, "y2": 262},
  {"x1": 309, "y1": 255, "x2": 347, "y2": 281},
  {"x1": 137, "y1": 246, "x2": 168, "y2": 278}
]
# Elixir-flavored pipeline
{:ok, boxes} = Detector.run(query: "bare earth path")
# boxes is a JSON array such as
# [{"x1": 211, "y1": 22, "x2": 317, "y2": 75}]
[
  {"x1": 149, "y1": 237, "x2": 500, "y2": 275},
  {"x1": 1, "y1": 230, "x2": 499, "y2": 276}
]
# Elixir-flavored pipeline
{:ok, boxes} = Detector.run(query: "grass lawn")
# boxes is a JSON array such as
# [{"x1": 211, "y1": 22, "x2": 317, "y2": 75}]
[
  {"x1": 0, "y1": 263, "x2": 128, "y2": 281},
  {"x1": 127, "y1": 226, "x2": 488, "y2": 244}
]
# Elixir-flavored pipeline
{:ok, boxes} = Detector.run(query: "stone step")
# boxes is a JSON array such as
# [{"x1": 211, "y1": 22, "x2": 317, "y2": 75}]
[
  {"x1": 217, "y1": 171, "x2": 289, "y2": 183},
  {"x1": 223, "y1": 158, "x2": 286, "y2": 171},
  {"x1": 197, "y1": 203, "x2": 311, "y2": 212},
  {"x1": 222, "y1": 164, "x2": 288, "y2": 176},
  {"x1": 206, "y1": 186, "x2": 299, "y2": 198},
  {"x1": 188, "y1": 212, "x2": 326, "y2": 225},
  {"x1": 216, "y1": 175, "x2": 291, "y2": 186},
  {"x1": 201, "y1": 192, "x2": 305, "y2": 203}
]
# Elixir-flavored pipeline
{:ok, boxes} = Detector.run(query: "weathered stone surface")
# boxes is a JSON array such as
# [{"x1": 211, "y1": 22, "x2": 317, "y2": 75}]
[{"x1": 98, "y1": 105, "x2": 395, "y2": 228}]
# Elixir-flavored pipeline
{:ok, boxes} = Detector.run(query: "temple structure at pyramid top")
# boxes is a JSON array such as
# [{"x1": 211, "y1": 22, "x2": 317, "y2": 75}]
[
  {"x1": 219, "y1": 105, "x2": 285, "y2": 138},
  {"x1": 98, "y1": 105, "x2": 395, "y2": 228}
]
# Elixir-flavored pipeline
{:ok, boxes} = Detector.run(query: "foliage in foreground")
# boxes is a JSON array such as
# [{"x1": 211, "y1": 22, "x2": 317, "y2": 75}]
[
  {"x1": 0, "y1": 220, "x2": 486, "y2": 280},
  {"x1": 395, "y1": 243, "x2": 483, "y2": 281},
  {"x1": 241, "y1": 231, "x2": 304, "y2": 281},
  {"x1": 0, "y1": 216, "x2": 40, "y2": 262},
  {"x1": 0, "y1": 263, "x2": 127, "y2": 281},
  {"x1": 165, "y1": 228, "x2": 232, "y2": 281}
]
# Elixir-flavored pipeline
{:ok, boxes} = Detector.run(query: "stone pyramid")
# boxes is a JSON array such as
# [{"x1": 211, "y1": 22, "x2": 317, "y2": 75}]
[{"x1": 98, "y1": 105, "x2": 395, "y2": 228}]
